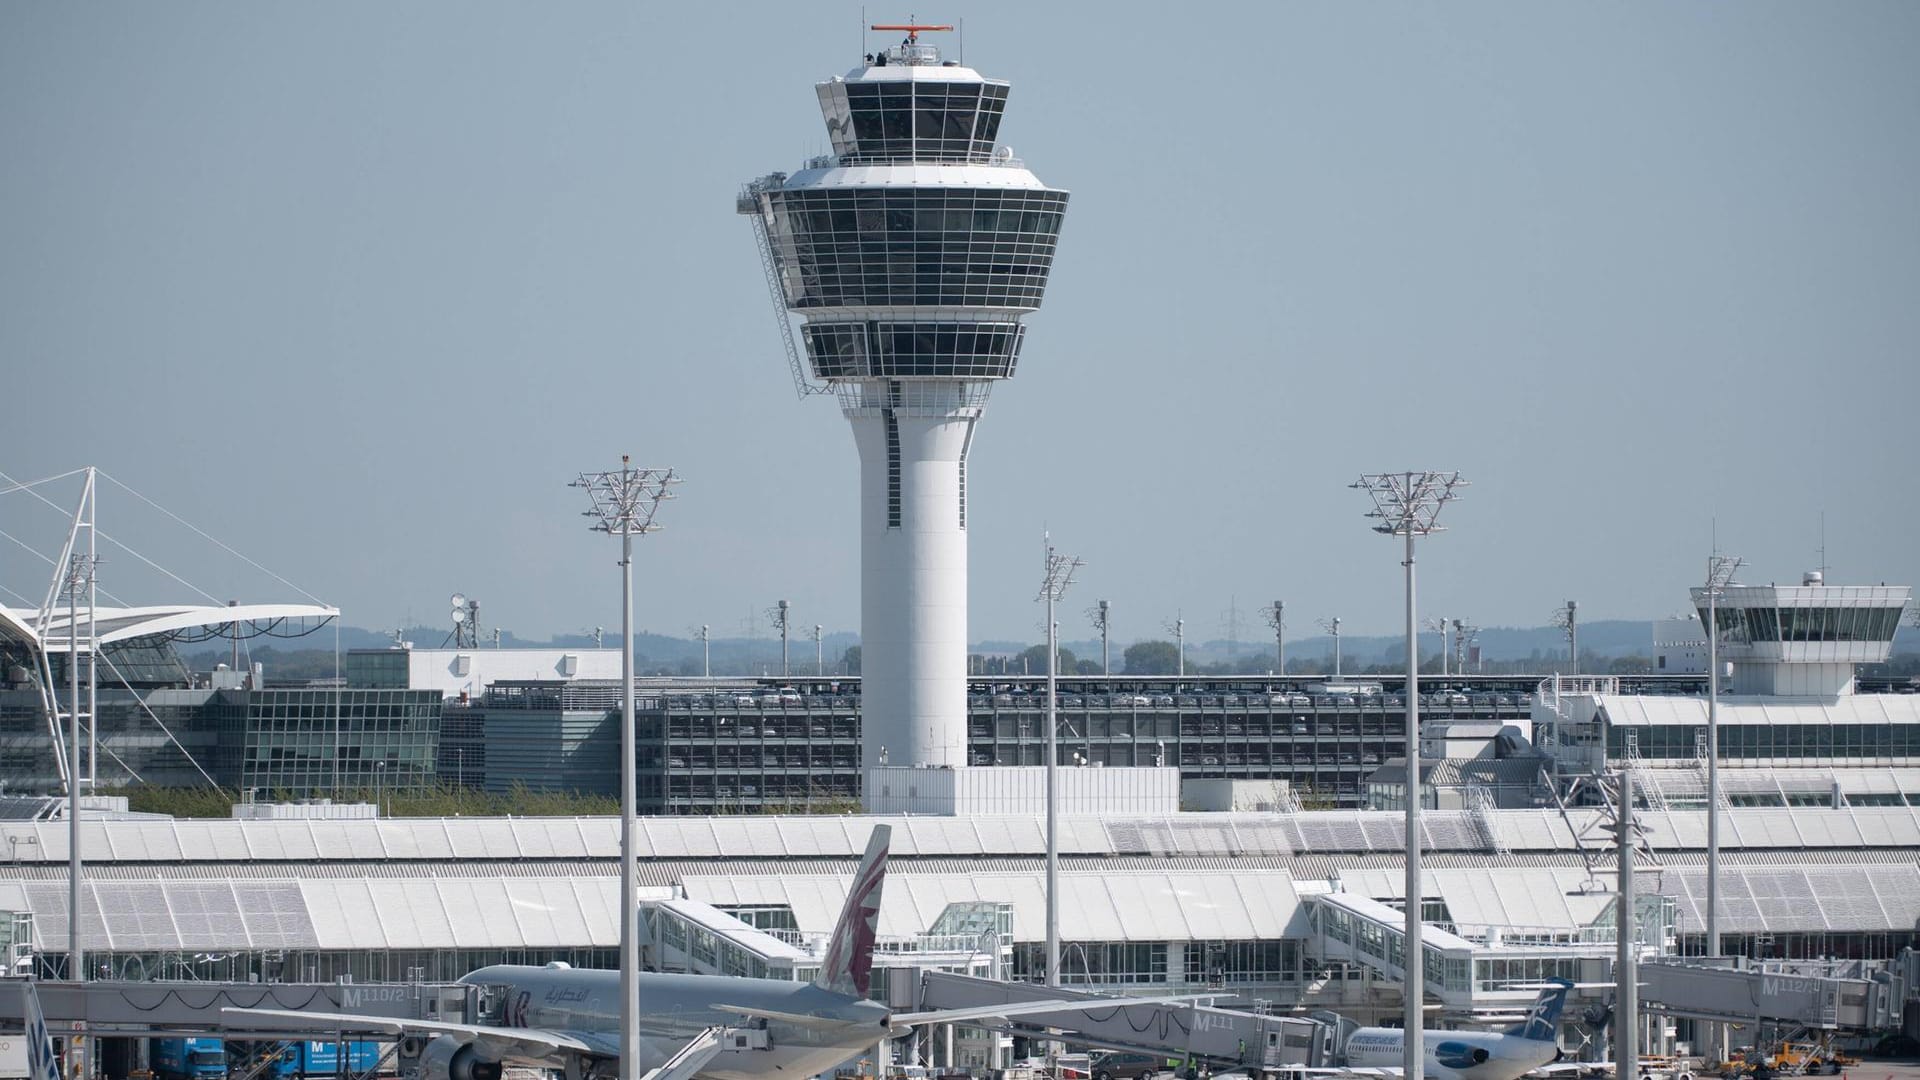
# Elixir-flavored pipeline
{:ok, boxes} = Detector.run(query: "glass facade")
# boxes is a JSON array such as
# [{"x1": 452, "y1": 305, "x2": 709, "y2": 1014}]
[
  {"x1": 220, "y1": 688, "x2": 443, "y2": 798},
  {"x1": 767, "y1": 187, "x2": 1068, "y2": 310},
  {"x1": 817, "y1": 79, "x2": 1009, "y2": 163},
  {"x1": 803, "y1": 321, "x2": 1026, "y2": 379},
  {"x1": 1607, "y1": 719, "x2": 1920, "y2": 762},
  {"x1": 1696, "y1": 604, "x2": 1905, "y2": 644}
]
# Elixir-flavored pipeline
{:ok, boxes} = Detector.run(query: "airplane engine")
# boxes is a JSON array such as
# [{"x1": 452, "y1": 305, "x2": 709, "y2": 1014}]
[
  {"x1": 1434, "y1": 1043, "x2": 1492, "y2": 1070},
  {"x1": 418, "y1": 1035, "x2": 504, "y2": 1080}
]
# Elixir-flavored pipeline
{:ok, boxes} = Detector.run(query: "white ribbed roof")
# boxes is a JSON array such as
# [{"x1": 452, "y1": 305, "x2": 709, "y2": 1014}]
[
  {"x1": 681, "y1": 869, "x2": 1307, "y2": 943},
  {"x1": 8, "y1": 806, "x2": 1919, "y2": 865},
  {"x1": 17, "y1": 876, "x2": 658, "y2": 953},
  {"x1": 1596, "y1": 694, "x2": 1920, "y2": 726},
  {"x1": 1656, "y1": 863, "x2": 1920, "y2": 933},
  {"x1": 1334, "y1": 866, "x2": 1615, "y2": 932}
]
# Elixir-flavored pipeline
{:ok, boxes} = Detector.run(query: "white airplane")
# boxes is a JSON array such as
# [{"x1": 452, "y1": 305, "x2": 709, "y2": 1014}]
[
  {"x1": 1331, "y1": 980, "x2": 1574, "y2": 1080},
  {"x1": 227, "y1": 824, "x2": 1194, "y2": 1080}
]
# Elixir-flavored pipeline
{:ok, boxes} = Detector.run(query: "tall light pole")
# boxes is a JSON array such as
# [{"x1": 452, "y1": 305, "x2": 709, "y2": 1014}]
[
  {"x1": 1353, "y1": 469, "x2": 1466, "y2": 1080},
  {"x1": 64, "y1": 547, "x2": 94, "y2": 982},
  {"x1": 572, "y1": 456, "x2": 679, "y2": 1078},
  {"x1": 1318, "y1": 617, "x2": 1342, "y2": 678},
  {"x1": 1039, "y1": 537, "x2": 1082, "y2": 988},
  {"x1": 691, "y1": 624, "x2": 711, "y2": 679},
  {"x1": 769, "y1": 600, "x2": 792, "y2": 678},
  {"x1": 1613, "y1": 769, "x2": 1639, "y2": 1078},
  {"x1": 1701, "y1": 554, "x2": 1741, "y2": 961},
  {"x1": 1089, "y1": 600, "x2": 1112, "y2": 676},
  {"x1": 812, "y1": 624, "x2": 824, "y2": 677},
  {"x1": 1264, "y1": 601, "x2": 1286, "y2": 676},
  {"x1": 1163, "y1": 616, "x2": 1185, "y2": 678},
  {"x1": 1553, "y1": 600, "x2": 1579, "y2": 674}
]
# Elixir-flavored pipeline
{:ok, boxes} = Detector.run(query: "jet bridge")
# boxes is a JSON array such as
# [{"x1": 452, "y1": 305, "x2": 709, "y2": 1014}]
[
  {"x1": 1304, "y1": 891, "x2": 1638, "y2": 1021},
  {"x1": 917, "y1": 971, "x2": 1335, "y2": 1076},
  {"x1": 1640, "y1": 958, "x2": 1901, "y2": 1032}
]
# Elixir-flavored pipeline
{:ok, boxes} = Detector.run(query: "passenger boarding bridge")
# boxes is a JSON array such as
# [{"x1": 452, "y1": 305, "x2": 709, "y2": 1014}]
[{"x1": 1301, "y1": 890, "x2": 1672, "y2": 1020}]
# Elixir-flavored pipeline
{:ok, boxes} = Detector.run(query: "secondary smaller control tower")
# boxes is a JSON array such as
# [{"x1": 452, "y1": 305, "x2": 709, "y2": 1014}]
[{"x1": 739, "y1": 25, "x2": 1070, "y2": 770}]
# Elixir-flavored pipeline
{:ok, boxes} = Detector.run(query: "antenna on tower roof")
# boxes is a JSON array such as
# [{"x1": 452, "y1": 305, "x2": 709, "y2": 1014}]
[{"x1": 870, "y1": 21, "x2": 954, "y2": 44}]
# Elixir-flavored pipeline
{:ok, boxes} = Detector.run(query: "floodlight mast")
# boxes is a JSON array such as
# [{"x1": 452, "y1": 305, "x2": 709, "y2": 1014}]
[
  {"x1": 1552, "y1": 600, "x2": 1579, "y2": 674},
  {"x1": 65, "y1": 550, "x2": 95, "y2": 982},
  {"x1": 691, "y1": 624, "x2": 711, "y2": 678},
  {"x1": 1038, "y1": 536, "x2": 1082, "y2": 989},
  {"x1": 770, "y1": 600, "x2": 792, "y2": 677},
  {"x1": 1317, "y1": 617, "x2": 1342, "y2": 678},
  {"x1": 1351, "y1": 469, "x2": 1466, "y2": 1080},
  {"x1": 1702, "y1": 553, "x2": 1742, "y2": 968},
  {"x1": 1162, "y1": 616, "x2": 1185, "y2": 677},
  {"x1": 570, "y1": 456, "x2": 679, "y2": 1079},
  {"x1": 1089, "y1": 600, "x2": 1111, "y2": 675},
  {"x1": 1263, "y1": 601, "x2": 1285, "y2": 676}
]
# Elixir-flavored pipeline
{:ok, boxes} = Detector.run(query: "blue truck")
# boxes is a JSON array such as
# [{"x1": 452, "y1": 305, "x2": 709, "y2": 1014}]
[
  {"x1": 150, "y1": 1038, "x2": 229, "y2": 1080},
  {"x1": 244, "y1": 1040, "x2": 382, "y2": 1078}
]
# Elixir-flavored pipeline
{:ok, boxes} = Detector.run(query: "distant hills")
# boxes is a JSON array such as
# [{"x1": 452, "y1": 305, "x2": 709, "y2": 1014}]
[{"x1": 191, "y1": 617, "x2": 1919, "y2": 680}]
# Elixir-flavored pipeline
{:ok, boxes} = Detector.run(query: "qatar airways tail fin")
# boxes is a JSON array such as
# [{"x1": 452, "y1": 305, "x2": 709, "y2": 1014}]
[{"x1": 814, "y1": 823, "x2": 890, "y2": 998}]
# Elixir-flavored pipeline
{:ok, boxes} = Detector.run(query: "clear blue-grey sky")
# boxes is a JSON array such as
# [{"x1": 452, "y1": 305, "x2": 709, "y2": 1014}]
[{"x1": 3, "y1": 3, "x2": 1916, "y2": 646}]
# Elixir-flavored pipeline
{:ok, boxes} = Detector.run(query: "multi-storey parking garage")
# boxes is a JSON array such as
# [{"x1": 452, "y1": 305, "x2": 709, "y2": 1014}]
[{"x1": 451, "y1": 676, "x2": 1554, "y2": 813}]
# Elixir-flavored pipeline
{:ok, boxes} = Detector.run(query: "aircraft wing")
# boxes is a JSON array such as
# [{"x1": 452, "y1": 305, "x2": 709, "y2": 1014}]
[
  {"x1": 638, "y1": 1026, "x2": 727, "y2": 1080},
  {"x1": 714, "y1": 1004, "x2": 877, "y2": 1030},
  {"x1": 1294, "y1": 1069, "x2": 1399, "y2": 1077},
  {"x1": 891, "y1": 993, "x2": 1208, "y2": 1028},
  {"x1": 218, "y1": 1007, "x2": 595, "y2": 1058}
]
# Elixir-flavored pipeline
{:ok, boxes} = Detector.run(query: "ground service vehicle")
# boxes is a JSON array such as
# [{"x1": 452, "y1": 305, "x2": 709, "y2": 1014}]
[
  {"x1": 242, "y1": 1041, "x2": 382, "y2": 1078},
  {"x1": 151, "y1": 1038, "x2": 227, "y2": 1080}
]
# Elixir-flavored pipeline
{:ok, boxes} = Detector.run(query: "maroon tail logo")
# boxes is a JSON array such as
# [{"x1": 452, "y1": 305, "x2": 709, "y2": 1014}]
[{"x1": 818, "y1": 825, "x2": 890, "y2": 997}]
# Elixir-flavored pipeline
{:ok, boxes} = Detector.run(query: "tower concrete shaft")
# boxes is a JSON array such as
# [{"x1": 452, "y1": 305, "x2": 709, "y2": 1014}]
[{"x1": 743, "y1": 32, "x2": 1068, "y2": 770}]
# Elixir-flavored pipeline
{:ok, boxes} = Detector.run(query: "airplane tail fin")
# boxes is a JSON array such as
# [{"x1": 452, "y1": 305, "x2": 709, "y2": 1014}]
[
  {"x1": 23, "y1": 981, "x2": 63, "y2": 1080},
  {"x1": 1506, "y1": 979, "x2": 1571, "y2": 1042},
  {"x1": 814, "y1": 824, "x2": 890, "y2": 998}
]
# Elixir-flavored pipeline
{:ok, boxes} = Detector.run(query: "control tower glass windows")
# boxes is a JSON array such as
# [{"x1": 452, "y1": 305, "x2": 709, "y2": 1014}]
[
  {"x1": 766, "y1": 187, "x2": 1068, "y2": 309},
  {"x1": 819, "y1": 80, "x2": 1009, "y2": 162},
  {"x1": 1696, "y1": 605, "x2": 1904, "y2": 644},
  {"x1": 802, "y1": 322, "x2": 1025, "y2": 380}
]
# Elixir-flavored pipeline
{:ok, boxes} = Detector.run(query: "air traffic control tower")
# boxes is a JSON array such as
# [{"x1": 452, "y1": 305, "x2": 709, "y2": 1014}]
[{"x1": 739, "y1": 25, "x2": 1069, "y2": 770}]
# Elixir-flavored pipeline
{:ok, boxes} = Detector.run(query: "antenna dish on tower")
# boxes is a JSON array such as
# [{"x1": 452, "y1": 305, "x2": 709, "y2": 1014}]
[{"x1": 450, "y1": 593, "x2": 466, "y2": 610}]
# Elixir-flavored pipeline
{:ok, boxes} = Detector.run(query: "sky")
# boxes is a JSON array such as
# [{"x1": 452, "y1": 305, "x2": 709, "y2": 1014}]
[{"x1": 2, "y1": 3, "x2": 1916, "y2": 647}]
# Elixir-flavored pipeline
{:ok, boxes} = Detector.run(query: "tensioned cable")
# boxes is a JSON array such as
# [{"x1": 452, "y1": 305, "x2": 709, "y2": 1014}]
[
  {"x1": 100, "y1": 470, "x2": 328, "y2": 606},
  {"x1": 55, "y1": 663, "x2": 147, "y2": 785},
  {"x1": 0, "y1": 525, "x2": 133, "y2": 608},
  {"x1": 100, "y1": 650, "x2": 217, "y2": 789},
  {"x1": 0, "y1": 468, "x2": 90, "y2": 498},
  {"x1": 0, "y1": 469, "x2": 208, "y2": 603},
  {"x1": 0, "y1": 580, "x2": 36, "y2": 606},
  {"x1": 96, "y1": 533, "x2": 222, "y2": 605}
]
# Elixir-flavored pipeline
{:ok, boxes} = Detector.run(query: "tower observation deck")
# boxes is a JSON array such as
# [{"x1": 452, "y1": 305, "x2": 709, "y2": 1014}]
[{"x1": 739, "y1": 27, "x2": 1069, "y2": 770}]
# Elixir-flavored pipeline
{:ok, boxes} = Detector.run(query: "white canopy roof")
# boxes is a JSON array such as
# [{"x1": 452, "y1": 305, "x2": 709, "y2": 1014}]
[{"x1": 3, "y1": 602, "x2": 337, "y2": 652}]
